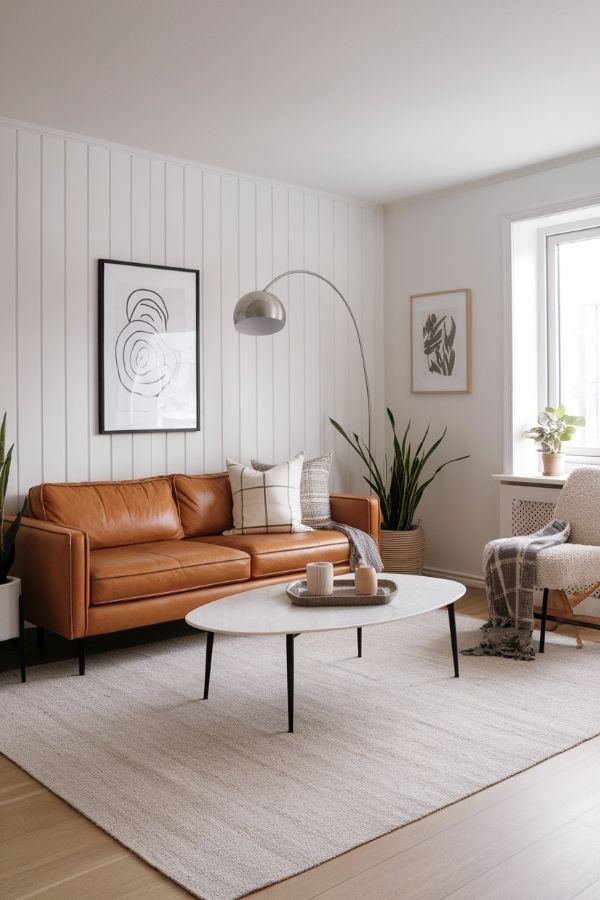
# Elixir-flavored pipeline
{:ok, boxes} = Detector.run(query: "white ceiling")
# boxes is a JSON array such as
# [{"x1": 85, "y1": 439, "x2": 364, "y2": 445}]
[{"x1": 2, "y1": 0, "x2": 600, "y2": 204}]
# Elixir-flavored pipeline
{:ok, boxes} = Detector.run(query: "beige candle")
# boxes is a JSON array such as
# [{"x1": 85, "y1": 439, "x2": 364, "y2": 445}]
[{"x1": 355, "y1": 565, "x2": 378, "y2": 595}]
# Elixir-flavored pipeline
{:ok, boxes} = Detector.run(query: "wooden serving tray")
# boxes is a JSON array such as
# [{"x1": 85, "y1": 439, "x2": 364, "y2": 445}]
[{"x1": 286, "y1": 578, "x2": 396, "y2": 607}]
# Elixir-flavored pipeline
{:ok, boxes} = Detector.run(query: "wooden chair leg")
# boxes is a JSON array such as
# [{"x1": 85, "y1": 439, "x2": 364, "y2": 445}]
[
  {"x1": 541, "y1": 584, "x2": 600, "y2": 650},
  {"x1": 556, "y1": 588, "x2": 588, "y2": 649}
]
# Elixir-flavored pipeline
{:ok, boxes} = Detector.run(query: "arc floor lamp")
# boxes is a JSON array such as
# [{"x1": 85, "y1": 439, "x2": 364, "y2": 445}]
[{"x1": 233, "y1": 269, "x2": 372, "y2": 457}]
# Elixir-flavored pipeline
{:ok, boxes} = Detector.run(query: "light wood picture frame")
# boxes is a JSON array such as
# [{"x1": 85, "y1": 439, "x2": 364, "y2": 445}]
[{"x1": 410, "y1": 289, "x2": 472, "y2": 393}]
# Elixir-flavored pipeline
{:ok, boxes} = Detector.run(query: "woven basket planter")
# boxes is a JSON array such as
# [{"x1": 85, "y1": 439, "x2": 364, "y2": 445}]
[{"x1": 380, "y1": 525, "x2": 426, "y2": 575}]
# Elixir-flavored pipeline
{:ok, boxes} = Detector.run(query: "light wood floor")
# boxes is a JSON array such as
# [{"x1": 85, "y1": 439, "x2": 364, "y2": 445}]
[{"x1": 3, "y1": 588, "x2": 600, "y2": 900}]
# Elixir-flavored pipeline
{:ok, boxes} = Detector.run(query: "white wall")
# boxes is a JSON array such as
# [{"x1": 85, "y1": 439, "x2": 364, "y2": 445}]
[
  {"x1": 0, "y1": 120, "x2": 384, "y2": 509},
  {"x1": 385, "y1": 155, "x2": 600, "y2": 584}
]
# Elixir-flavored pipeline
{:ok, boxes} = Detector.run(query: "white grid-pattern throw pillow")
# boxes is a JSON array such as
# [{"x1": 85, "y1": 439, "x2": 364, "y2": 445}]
[
  {"x1": 252, "y1": 451, "x2": 333, "y2": 528},
  {"x1": 224, "y1": 452, "x2": 312, "y2": 535}
]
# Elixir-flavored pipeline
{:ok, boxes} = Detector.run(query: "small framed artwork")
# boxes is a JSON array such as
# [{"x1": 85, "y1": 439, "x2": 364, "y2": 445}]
[
  {"x1": 410, "y1": 289, "x2": 471, "y2": 393},
  {"x1": 99, "y1": 259, "x2": 200, "y2": 433}
]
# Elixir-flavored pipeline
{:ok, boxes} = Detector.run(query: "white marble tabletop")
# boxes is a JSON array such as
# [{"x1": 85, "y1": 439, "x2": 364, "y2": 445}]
[{"x1": 185, "y1": 573, "x2": 466, "y2": 636}]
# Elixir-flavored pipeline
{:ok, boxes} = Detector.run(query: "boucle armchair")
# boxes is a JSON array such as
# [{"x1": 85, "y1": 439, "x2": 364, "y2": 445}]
[{"x1": 537, "y1": 467, "x2": 600, "y2": 651}]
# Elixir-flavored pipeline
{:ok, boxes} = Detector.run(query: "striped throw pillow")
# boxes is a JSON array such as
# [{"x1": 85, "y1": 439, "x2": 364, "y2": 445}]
[
  {"x1": 225, "y1": 452, "x2": 312, "y2": 535},
  {"x1": 252, "y1": 451, "x2": 333, "y2": 528}
]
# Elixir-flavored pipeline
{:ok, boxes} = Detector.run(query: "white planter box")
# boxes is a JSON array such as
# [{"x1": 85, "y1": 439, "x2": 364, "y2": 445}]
[{"x1": 0, "y1": 576, "x2": 20, "y2": 641}]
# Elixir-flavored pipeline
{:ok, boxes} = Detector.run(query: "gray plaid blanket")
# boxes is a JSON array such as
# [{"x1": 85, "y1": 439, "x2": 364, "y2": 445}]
[
  {"x1": 328, "y1": 522, "x2": 384, "y2": 572},
  {"x1": 462, "y1": 518, "x2": 570, "y2": 661}
]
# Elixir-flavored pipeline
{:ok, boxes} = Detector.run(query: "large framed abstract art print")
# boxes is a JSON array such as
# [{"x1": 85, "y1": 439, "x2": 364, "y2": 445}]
[
  {"x1": 410, "y1": 288, "x2": 471, "y2": 393},
  {"x1": 99, "y1": 260, "x2": 200, "y2": 433}
]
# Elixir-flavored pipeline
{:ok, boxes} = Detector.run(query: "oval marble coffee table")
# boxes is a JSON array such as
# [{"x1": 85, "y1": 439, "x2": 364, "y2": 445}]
[{"x1": 186, "y1": 573, "x2": 466, "y2": 732}]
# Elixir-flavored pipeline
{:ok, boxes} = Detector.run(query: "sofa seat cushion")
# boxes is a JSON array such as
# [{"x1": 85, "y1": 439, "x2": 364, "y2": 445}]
[
  {"x1": 90, "y1": 540, "x2": 251, "y2": 605},
  {"x1": 193, "y1": 530, "x2": 349, "y2": 578}
]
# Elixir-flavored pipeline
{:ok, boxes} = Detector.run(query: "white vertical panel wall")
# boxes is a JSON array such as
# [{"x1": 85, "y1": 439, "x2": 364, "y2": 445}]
[{"x1": 0, "y1": 120, "x2": 384, "y2": 508}]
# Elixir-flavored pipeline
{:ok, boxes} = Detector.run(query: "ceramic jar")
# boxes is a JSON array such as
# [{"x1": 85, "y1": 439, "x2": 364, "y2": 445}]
[
  {"x1": 355, "y1": 565, "x2": 378, "y2": 595},
  {"x1": 306, "y1": 561, "x2": 334, "y2": 595}
]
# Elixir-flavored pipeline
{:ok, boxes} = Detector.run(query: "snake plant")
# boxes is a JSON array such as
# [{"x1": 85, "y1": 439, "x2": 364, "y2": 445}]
[
  {"x1": 0, "y1": 413, "x2": 25, "y2": 584},
  {"x1": 330, "y1": 409, "x2": 469, "y2": 531}
]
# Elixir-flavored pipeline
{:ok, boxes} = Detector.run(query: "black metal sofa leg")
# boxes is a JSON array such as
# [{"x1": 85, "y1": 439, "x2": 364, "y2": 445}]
[
  {"x1": 539, "y1": 588, "x2": 549, "y2": 653},
  {"x1": 19, "y1": 595, "x2": 26, "y2": 683},
  {"x1": 78, "y1": 638, "x2": 86, "y2": 676}
]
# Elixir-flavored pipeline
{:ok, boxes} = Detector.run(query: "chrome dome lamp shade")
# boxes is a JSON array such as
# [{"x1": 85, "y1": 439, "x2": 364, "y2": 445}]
[
  {"x1": 233, "y1": 269, "x2": 372, "y2": 460},
  {"x1": 233, "y1": 290, "x2": 286, "y2": 336}
]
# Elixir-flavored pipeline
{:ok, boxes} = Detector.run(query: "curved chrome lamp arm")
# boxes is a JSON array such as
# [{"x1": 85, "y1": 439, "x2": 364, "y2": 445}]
[{"x1": 262, "y1": 269, "x2": 372, "y2": 458}]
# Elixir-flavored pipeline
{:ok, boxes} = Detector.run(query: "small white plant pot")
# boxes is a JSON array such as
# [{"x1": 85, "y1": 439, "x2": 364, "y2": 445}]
[
  {"x1": 0, "y1": 576, "x2": 21, "y2": 641},
  {"x1": 541, "y1": 452, "x2": 565, "y2": 476}
]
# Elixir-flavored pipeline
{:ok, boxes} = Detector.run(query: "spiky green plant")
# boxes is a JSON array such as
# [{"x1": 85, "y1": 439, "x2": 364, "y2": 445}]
[
  {"x1": 330, "y1": 409, "x2": 469, "y2": 531},
  {"x1": 0, "y1": 413, "x2": 25, "y2": 584}
]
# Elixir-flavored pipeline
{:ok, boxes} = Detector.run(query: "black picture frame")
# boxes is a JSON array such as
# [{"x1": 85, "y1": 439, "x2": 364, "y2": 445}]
[{"x1": 98, "y1": 259, "x2": 200, "y2": 434}]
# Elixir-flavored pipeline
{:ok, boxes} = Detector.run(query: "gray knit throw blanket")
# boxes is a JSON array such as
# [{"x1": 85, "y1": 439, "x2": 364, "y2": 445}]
[
  {"x1": 462, "y1": 519, "x2": 570, "y2": 661},
  {"x1": 326, "y1": 522, "x2": 384, "y2": 573}
]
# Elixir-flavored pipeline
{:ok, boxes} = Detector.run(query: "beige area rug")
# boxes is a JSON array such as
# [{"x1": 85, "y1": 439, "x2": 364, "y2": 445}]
[{"x1": 2, "y1": 612, "x2": 600, "y2": 899}]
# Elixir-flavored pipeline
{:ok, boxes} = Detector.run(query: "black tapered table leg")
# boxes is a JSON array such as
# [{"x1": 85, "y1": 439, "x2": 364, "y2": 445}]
[
  {"x1": 286, "y1": 633, "x2": 294, "y2": 733},
  {"x1": 203, "y1": 631, "x2": 214, "y2": 699},
  {"x1": 447, "y1": 603, "x2": 459, "y2": 677},
  {"x1": 539, "y1": 588, "x2": 549, "y2": 653},
  {"x1": 78, "y1": 638, "x2": 85, "y2": 676},
  {"x1": 357, "y1": 627, "x2": 362, "y2": 658},
  {"x1": 18, "y1": 595, "x2": 26, "y2": 683}
]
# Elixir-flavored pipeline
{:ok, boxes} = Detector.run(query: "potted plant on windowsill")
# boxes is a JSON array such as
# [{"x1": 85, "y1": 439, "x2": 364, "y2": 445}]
[
  {"x1": 0, "y1": 413, "x2": 25, "y2": 641},
  {"x1": 330, "y1": 409, "x2": 469, "y2": 574},
  {"x1": 524, "y1": 405, "x2": 585, "y2": 476}
]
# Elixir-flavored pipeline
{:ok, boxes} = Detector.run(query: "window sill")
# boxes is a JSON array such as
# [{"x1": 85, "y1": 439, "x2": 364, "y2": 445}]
[
  {"x1": 492, "y1": 473, "x2": 567, "y2": 486},
  {"x1": 496, "y1": 457, "x2": 600, "y2": 487}
]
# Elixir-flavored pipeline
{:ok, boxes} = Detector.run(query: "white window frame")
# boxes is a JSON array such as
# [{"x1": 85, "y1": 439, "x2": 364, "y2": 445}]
[
  {"x1": 507, "y1": 199, "x2": 600, "y2": 476},
  {"x1": 544, "y1": 221, "x2": 600, "y2": 458}
]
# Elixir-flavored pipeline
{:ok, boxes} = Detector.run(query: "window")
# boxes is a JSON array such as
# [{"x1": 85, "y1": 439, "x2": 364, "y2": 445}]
[
  {"x1": 510, "y1": 205, "x2": 600, "y2": 473},
  {"x1": 546, "y1": 226, "x2": 600, "y2": 454}
]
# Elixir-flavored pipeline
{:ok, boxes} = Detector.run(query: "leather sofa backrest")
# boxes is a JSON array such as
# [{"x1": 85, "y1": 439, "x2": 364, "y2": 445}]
[
  {"x1": 28, "y1": 477, "x2": 184, "y2": 549},
  {"x1": 172, "y1": 473, "x2": 233, "y2": 537}
]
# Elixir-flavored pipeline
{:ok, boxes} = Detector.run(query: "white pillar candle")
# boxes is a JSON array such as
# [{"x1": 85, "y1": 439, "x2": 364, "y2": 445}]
[{"x1": 306, "y1": 561, "x2": 334, "y2": 596}]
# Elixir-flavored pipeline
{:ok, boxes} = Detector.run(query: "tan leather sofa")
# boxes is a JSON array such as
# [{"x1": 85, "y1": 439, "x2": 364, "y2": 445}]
[{"x1": 10, "y1": 473, "x2": 379, "y2": 672}]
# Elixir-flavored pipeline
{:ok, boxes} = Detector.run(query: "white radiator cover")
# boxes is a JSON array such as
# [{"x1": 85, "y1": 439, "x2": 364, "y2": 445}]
[{"x1": 511, "y1": 498, "x2": 556, "y2": 536}]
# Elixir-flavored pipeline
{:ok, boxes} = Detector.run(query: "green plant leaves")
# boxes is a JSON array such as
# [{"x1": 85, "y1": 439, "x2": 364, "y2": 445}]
[
  {"x1": 524, "y1": 405, "x2": 585, "y2": 452},
  {"x1": 329, "y1": 411, "x2": 469, "y2": 531},
  {"x1": 0, "y1": 411, "x2": 23, "y2": 584},
  {"x1": 0, "y1": 412, "x2": 5, "y2": 469}
]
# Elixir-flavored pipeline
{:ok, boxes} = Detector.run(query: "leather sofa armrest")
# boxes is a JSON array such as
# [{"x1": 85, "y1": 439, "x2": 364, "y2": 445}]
[
  {"x1": 7, "y1": 515, "x2": 90, "y2": 640},
  {"x1": 329, "y1": 494, "x2": 380, "y2": 546}
]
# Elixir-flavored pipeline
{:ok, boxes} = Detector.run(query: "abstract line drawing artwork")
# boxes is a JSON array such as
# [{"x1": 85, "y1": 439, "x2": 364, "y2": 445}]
[
  {"x1": 99, "y1": 260, "x2": 200, "y2": 433},
  {"x1": 411, "y1": 289, "x2": 471, "y2": 393},
  {"x1": 115, "y1": 289, "x2": 179, "y2": 397}
]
